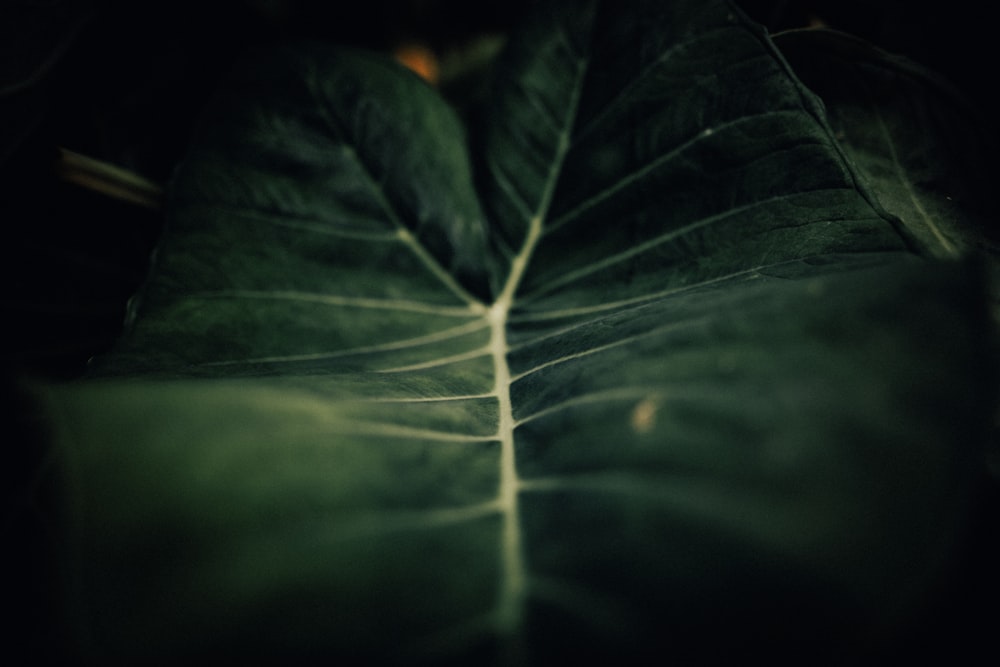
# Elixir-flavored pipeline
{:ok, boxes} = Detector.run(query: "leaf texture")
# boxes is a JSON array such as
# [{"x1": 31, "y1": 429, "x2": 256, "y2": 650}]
[
  {"x1": 42, "y1": 1, "x2": 992, "y2": 663},
  {"x1": 772, "y1": 28, "x2": 996, "y2": 259}
]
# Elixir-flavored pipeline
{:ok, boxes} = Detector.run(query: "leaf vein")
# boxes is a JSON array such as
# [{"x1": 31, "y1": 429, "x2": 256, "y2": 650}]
[
  {"x1": 873, "y1": 104, "x2": 959, "y2": 257},
  {"x1": 515, "y1": 386, "x2": 672, "y2": 426},
  {"x1": 201, "y1": 318, "x2": 490, "y2": 367},
  {"x1": 511, "y1": 317, "x2": 705, "y2": 383},
  {"x1": 524, "y1": 186, "x2": 857, "y2": 302},
  {"x1": 547, "y1": 109, "x2": 805, "y2": 234},
  {"x1": 375, "y1": 346, "x2": 491, "y2": 373},
  {"x1": 186, "y1": 290, "x2": 483, "y2": 317},
  {"x1": 571, "y1": 24, "x2": 749, "y2": 143},
  {"x1": 509, "y1": 268, "x2": 763, "y2": 323},
  {"x1": 308, "y1": 78, "x2": 484, "y2": 306}
]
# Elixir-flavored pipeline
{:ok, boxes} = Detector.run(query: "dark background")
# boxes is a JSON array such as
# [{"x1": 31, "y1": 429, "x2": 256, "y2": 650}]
[{"x1": 2, "y1": 0, "x2": 996, "y2": 662}]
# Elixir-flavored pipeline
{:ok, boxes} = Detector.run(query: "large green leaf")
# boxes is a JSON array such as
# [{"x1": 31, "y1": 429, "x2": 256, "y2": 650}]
[{"x1": 41, "y1": 0, "x2": 992, "y2": 662}]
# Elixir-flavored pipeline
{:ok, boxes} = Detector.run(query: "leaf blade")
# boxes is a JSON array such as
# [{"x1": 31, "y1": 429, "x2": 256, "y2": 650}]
[{"x1": 39, "y1": 1, "x2": 993, "y2": 662}]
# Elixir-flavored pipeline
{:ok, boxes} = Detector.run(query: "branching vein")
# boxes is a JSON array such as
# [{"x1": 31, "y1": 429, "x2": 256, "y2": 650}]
[
  {"x1": 873, "y1": 105, "x2": 959, "y2": 257},
  {"x1": 202, "y1": 318, "x2": 490, "y2": 366},
  {"x1": 523, "y1": 186, "x2": 854, "y2": 302},
  {"x1": 489, "y1": 39, "x2": 590, "y2": 643},
  {"x1": 186, "y1": 290, "x2": 483, "y2": 317},
  {"x1": 546, "y1": 110, "x2": 799, "y2": 235}
]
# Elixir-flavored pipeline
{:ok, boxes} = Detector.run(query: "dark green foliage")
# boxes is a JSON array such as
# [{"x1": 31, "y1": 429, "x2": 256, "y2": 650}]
[{"x1": 12, "y1": 0, "x2": 997, "y2": 663}]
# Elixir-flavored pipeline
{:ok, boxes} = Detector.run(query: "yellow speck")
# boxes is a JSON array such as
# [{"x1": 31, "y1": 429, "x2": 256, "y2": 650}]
[
  {"x1": 630, "y1": 397, "x2": 659, "y2": 434},
  {"x1": 806, "y1": 280, "x2": 824, "y2": 297}
]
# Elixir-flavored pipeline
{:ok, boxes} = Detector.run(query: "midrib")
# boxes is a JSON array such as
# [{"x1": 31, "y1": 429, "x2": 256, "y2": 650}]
[
  {"x1": 490, "y1": 215, "x2": 543, "y2": 633},
  {"x1": 488, "y1": 46, "x2": 588, "y2": 640}
]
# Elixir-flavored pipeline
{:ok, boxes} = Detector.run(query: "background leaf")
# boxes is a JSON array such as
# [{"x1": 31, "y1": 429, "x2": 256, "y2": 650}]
[
  {"x1": 38, "y1": 0, "x2": 993, "y2": 662},
  {"x1": 771, "y1": 28, "x2": 997, "y2": 259}
]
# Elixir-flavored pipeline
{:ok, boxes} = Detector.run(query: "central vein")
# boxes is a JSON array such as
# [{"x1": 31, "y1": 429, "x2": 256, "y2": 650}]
[
  {"x1": 490, "y1": 300, "x2": 521, "y2": 631},
  {"x1": 488, "y1": 43, "x2": 588, "y2": 640},
  {"x1": 491, "y1": 214, "x2": 543, "y2": 633}
]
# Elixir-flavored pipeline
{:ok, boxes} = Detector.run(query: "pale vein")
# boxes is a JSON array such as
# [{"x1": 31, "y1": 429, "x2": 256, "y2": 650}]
[
  {"x1": 546, "y1": 111, "x2": 797, "y2": 235},
  {"x1": 186, "y1": 290, "x2": 482, "y2": 317},
  {"x1": 203, "y1": 318, "x2": 489, "y2": 367},
  {"x1": 308, "y1": 80, "x2": 486, "y2": 307},
  {"x1": 873, "y1": 105, "x2": 959, "y2": 257},
  {"x1": 524, "y1": 186, "x2": 852, "y2": 302},
  {"x1": 490, "y1": 41, "x2": 589, "y2": 639},
  {"x1": 376, "y1": 346, "x2": 491, "y2": 374},
  {"x1": 515, "y1": 386, "x2": 670, "y2": 427}
]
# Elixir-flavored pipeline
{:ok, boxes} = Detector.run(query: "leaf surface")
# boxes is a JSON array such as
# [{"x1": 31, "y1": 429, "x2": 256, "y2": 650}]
[
  {"x1": 42, "y1": 1, "x2": 992, "y2": 662},
  {"x1": 772, "y1": 28, "x2": 996, "y2": 259}
]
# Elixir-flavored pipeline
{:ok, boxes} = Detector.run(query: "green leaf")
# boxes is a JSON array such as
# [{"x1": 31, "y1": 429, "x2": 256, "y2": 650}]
[
  {"x1": 771, "y1": 28, "x2": 996, "y2": 259},
  {"x1": 40, "y1": 1, "x2": 992, "y2": 662}
]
